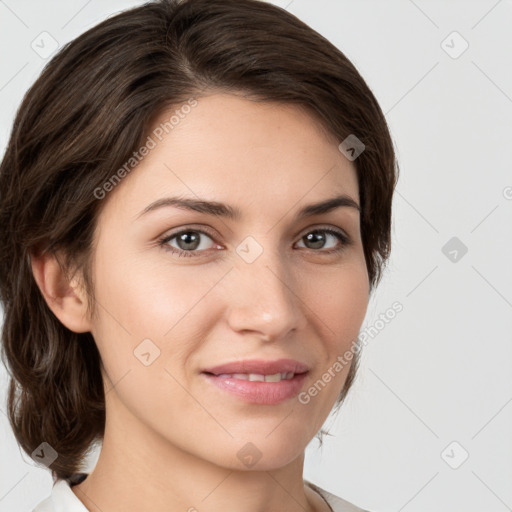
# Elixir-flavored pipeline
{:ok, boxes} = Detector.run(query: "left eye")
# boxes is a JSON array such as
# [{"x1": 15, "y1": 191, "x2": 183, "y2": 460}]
[
  {"x1": 158, "y1": 227, "x2": 349, "y2": 257},
  {"x1": 296, "y1": 229, "x2": 348, "y2": 251}
]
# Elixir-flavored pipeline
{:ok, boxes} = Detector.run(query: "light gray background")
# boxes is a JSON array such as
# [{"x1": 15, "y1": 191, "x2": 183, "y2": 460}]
[{"x1": 1, "y1": 1, "x2": 511, "y2": 511}]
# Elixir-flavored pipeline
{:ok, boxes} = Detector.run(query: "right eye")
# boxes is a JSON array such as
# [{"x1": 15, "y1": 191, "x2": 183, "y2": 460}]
[{"x1": 158, "y1": 228, "x2": 221, "y2": 257}]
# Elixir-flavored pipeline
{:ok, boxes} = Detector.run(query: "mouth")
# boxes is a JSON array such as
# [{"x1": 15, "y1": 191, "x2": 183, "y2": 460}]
[
  {"x1": 201, "y1": 357, "x2": 310, "y2": 377},
  {"x1": 202, "y1": 371, "x2": 298, "y2": 382},
  {"x1": 201, "y1": 367, "x2": 309, "y2": 405}
]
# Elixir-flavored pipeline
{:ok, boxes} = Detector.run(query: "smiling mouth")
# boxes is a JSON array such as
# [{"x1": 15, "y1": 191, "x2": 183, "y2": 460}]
[
  {"x1": 201, "y1": 371, "x2": 309, "y2": 405},
  {"x1": 202, "y1": 371, "x2": 296, "y2": 382}
]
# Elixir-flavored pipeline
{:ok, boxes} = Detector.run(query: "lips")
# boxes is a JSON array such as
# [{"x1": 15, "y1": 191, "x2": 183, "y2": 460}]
[
  {"x1": 202, "y1": 372, "x2": 309, "y2": 404},
  {"x1": 201, "y1": 358, "x2": 310, "y2": 377},
  {"x1": 201, "y1": 358, "x2": 310, "y2": 405}
]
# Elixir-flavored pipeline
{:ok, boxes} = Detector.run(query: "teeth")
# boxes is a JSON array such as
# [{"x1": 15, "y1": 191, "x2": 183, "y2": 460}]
[
  {"x1": 264, "y1": 373, "x2": 282, "y2": 382},
  {"x1": 215, "y1": 372, "x2": 295, "y2": 382}
]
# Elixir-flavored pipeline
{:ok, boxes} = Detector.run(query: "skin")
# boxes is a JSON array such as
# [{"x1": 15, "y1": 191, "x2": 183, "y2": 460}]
[{"x1": 31, "y1": 92, "x2": 369, "y2": 512}]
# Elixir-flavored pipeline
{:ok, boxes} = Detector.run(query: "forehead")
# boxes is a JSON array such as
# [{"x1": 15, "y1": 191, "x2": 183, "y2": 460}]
[{"x1": 102, "y1": 93, "x2": 359, "y2": 221}]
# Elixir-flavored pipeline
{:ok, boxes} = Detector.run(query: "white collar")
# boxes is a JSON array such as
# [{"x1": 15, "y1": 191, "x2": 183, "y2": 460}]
[
  {"x1": 33, "y1": 476, "x2": 367, "y2": 512},
  {"x1": 32, "y1": 479, "x2": 89, "y2": 512}
]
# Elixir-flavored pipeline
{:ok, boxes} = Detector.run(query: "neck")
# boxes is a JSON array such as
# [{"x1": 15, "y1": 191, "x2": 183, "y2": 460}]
[{"x1": 71, "y1": 394, "x2": 327, "y2": 512}]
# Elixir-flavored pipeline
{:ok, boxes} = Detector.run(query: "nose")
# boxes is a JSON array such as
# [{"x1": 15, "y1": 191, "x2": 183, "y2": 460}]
[{"x1": 225, "y1": 248, "x2": 307, "y2": 341}]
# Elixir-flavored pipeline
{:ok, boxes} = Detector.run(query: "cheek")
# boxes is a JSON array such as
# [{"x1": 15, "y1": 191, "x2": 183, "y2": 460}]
[
  {"x1": 89, "y1": 248, "x2": 215, "y2": 421},
  {"x1": 90, "y1": 246, "x2": 229, "y2": 387},
  {"x1": 94, "y1": 244, "x2": 223, "y2": 336},
  {"x1": 306, "y1": 259, "x2": 369, "y2": 346}
]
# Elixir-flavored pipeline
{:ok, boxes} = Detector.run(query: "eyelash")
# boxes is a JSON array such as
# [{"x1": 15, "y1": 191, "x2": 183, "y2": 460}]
[{"x1": 157, "y1": 226, "x2": 351, "y2": 258}]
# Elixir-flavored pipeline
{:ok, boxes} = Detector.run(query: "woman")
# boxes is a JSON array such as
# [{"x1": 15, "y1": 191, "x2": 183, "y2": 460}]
[{"x1": 0, "y1": 0, "x2": 398, "y2": 511}]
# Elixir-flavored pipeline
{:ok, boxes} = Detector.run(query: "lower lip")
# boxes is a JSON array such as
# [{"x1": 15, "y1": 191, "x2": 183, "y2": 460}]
[{"x1": 202, "y1": 372, "x2": 308, "y2": 405}]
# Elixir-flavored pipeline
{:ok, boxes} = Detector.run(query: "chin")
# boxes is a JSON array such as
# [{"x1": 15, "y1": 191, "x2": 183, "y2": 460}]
[{"x1": 205, "y1": 432, "x2": 309, "y2": 472}]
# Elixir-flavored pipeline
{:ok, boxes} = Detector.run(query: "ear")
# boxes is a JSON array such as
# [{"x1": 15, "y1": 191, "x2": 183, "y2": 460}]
[{"x1": 30, "y1": 249, "x2": 92, "y2": 333}]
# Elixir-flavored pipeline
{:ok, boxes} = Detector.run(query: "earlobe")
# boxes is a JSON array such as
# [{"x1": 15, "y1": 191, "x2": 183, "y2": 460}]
[{"x1": 29, "y1": 250, "x2": 92, "y2": 333}]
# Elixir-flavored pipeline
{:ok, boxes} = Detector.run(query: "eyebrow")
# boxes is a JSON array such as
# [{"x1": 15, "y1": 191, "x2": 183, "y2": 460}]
[{"x1": 135, "y1": 194, "x2": 360, "y2": 221}]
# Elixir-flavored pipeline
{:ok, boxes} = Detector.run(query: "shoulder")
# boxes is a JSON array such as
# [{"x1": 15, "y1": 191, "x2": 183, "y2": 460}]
[
  {"x1": 32, "y1": 474, "x2": 89, "y2": 512},
  {"x1": 305, "y1": 480, "x2": 372, "y2": 512}
]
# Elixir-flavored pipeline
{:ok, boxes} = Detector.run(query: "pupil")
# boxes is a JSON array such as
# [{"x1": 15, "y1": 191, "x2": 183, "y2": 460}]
[
  {"x1": 178, "y1": 232, "x2": 200, "y2": 250},
  {"x1": 305, "y1": 231, "x2": 325, "y2": 249}
]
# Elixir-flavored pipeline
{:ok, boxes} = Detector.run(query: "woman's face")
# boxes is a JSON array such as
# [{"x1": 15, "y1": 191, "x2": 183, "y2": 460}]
[{"x1": 88, "y1": 92, "x2": 369, "y2": 470}]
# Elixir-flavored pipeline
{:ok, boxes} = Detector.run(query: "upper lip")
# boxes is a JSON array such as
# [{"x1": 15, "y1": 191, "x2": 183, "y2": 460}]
[{"x1": 202, "y1": 358, "x2": 310, "y2": 376}]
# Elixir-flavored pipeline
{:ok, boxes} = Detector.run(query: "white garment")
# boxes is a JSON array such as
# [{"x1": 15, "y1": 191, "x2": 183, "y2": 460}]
[{"x1": 32, "y1": 475, "x2": 369, "y2": 512}]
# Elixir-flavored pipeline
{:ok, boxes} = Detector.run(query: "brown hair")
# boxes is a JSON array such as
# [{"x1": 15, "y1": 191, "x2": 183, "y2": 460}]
[{"x1": 0, "y1": 0, "x2": 398, "y2": 481}]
